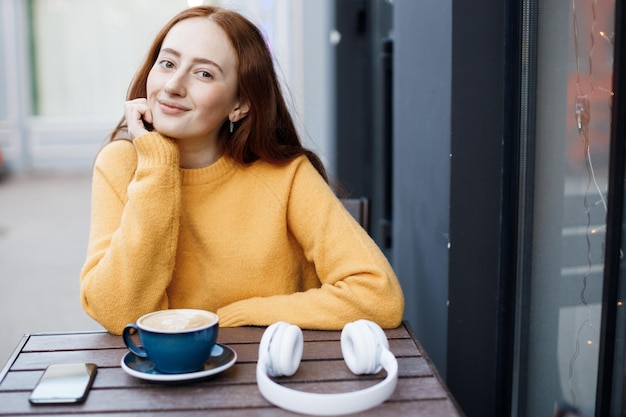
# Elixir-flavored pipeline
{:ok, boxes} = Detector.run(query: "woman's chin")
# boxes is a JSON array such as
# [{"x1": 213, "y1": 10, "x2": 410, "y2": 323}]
[{"x1": 151, "y1": 124, "x2": 177, "y2": 139}]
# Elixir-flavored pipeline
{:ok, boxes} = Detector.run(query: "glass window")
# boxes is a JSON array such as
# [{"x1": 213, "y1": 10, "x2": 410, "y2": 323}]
[{"x1": 515, "y1": 0, "x2": 615, "y2": 415}]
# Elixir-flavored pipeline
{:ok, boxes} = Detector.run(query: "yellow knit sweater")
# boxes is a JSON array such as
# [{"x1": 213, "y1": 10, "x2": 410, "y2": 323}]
[{"x1": 80, "y1": 133, "x2": 404, "y2": 334}]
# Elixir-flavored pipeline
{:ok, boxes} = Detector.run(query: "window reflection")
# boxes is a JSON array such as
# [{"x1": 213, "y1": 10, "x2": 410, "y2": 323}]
[{"x1": 521, "y1": 0, "x2": 615, "y2": 415}]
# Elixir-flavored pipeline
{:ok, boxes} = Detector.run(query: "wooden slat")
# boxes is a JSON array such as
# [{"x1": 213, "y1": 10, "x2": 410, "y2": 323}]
[
  {"x1": 21, "y1": 332, "x2": 122, "y2": 352},
  {"x1": 0, "y1": 399, "x2": 459, "y2": 417},
  {"x1": 0, "y1": 356, "x2": 435, "y2": 392},
  {"x1": 8, "y1": 338, "x2": 420, "y2": 374},
  {"x1": 18, "y1": 326, "x2": 412, "y2": 352},
  {"x1": 0, "y1": 377, "x2": 448, "y2": 415},
  {"x1": 11, "y1": 348, "x2": 126, "y2": 371}
]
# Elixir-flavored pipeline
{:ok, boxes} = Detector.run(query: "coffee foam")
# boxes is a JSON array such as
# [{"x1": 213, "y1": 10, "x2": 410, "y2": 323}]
[{"x1": 140, "y1": 310, "x2": 217, "y2": 332}]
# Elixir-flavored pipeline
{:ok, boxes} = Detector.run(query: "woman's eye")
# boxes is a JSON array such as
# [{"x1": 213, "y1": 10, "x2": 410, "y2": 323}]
[
  {"x1": 158, "y1": 60, "x2": 174, "y2": 69},
  {"x1": 198, "y1": 71, "x2": 213, "y2": 79}
]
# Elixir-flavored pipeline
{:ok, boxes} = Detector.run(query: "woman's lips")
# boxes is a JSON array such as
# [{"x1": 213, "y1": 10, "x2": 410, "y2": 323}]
[{"x1": 158, "y1": 100, "x2": 190, "y2": 115}]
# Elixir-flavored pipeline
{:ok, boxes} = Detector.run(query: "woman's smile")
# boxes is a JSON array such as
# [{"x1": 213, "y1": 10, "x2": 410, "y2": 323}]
[{"x1": 158, "y1": 99, "x2": 190, "y2": 115}]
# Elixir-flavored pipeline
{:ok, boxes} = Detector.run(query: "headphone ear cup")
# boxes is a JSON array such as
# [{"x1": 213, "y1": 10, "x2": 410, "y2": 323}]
[
  {"x1": 259, "y1": 322, "x2": 283, "y2": 376},
  {"x1": 265, "y1": 322, "x2": 303, "y2": 377},
  {"x1": 341, "y1": 320, "x2": 389, "y2": 375}
]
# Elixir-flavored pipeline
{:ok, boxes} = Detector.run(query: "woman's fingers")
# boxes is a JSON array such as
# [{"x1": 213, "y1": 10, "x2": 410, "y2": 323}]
[{"x1": 125, "y1": 99, "x2": 153, "y2": 139}]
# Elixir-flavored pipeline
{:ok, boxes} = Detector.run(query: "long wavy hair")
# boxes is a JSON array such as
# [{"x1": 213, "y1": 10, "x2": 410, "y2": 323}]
[{"x1": 110, "y1": 6, "x2": 327, "y2": 181}]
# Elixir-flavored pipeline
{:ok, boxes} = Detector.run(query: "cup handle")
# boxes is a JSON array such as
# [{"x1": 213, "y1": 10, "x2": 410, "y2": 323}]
[{"x1": 122, "y1": 323, "x2": 148, "y2": 358}]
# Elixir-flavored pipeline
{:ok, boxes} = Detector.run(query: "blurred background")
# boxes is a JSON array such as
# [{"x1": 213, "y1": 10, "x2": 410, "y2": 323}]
[{"x1": 0, "y1": 0, "x2": 335, "y2": 173}]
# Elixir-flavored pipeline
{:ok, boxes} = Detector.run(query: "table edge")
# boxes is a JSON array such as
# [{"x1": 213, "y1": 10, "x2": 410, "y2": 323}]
[
  {"x1": 0, "y1": 334, "x2": 30, "y2": 384},
  {"x1": 403, "y1": 321, "x2": 467, "y2": 417}
]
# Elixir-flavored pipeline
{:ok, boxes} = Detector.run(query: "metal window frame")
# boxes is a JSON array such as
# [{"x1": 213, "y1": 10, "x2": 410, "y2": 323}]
[
  {"x1": 447, "y1": 0, "x2": 521, "y2": 415},
  {"x1": 596, "y1": 1, "x2": 626, "y2": 415}
]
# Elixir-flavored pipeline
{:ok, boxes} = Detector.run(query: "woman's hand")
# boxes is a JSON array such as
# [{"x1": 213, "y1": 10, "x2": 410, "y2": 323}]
[{"x1": 124, "y1": 98, "x2": 153, "y2": 140}]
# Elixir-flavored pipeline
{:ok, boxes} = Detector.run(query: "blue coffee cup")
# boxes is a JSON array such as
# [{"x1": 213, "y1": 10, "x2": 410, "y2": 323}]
[{"x1": 122, "y1": 309, "x2": 219, "y2": 374}]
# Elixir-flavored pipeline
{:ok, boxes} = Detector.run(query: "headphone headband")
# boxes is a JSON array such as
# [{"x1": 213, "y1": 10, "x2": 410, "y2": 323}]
[{"x1": 256, "y1": 320, "x2": 398, "y2": 416}]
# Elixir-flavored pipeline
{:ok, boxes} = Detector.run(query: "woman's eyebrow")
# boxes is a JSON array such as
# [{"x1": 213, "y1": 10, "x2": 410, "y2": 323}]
[{"x1": 160, "y1": 47, "x2": 224, "y2": 74}]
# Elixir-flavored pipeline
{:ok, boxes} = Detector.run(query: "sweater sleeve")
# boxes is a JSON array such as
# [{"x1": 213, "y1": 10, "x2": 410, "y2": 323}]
[
  {"x1": 80, "y1": 133, "x2": 181, "y2": 334},
  {"x1": 217, "y1": 159, "x2": 405, "y2": 329}
]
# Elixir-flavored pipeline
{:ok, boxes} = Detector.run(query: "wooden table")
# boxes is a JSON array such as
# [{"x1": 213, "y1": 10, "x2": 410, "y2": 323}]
[{"x1": 0, "y1": 322, "x2": 464, "y2": 416}]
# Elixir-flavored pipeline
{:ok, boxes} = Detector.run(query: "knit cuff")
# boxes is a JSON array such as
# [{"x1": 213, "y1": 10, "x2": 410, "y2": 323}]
[
  {"x1": 217, "y1": 302, "x2": 255, "y2": 327},
  {"x1": 133, "y1": 133, "x2": 180, "y2": 168}
]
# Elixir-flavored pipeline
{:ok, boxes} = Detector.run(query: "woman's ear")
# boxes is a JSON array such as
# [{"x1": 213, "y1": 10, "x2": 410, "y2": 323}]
[{"x1": 231, "y1": 99, "x2": 250, "y2": 122}]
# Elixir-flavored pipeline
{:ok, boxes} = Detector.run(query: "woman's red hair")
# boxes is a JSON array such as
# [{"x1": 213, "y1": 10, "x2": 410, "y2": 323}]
[{"x1": 110, "y1": 6, "x2": 327, "y2": 181}]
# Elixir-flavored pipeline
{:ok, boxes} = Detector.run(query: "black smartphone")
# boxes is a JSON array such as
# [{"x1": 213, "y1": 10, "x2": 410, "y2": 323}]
[{"x1": 29, "y1": 363, "x2": 97, "y2": 404}]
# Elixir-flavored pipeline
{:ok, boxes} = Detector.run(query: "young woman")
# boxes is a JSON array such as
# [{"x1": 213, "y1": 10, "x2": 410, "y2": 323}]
[{"x1": 80, "y1": 6, "x2": 404, "y2": 335}]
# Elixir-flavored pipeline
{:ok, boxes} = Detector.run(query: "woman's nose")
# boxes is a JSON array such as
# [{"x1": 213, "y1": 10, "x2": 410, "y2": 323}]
[{"x1": 164, "y1": 71, "x2": 186, "y2": 96}]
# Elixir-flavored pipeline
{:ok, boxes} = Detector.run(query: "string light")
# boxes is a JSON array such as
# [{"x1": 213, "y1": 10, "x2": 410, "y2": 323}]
[{"x1": 567, "y1": 0, "x2": 615, "y2": 408}]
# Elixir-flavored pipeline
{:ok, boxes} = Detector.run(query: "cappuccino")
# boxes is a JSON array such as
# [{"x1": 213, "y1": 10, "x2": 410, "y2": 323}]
[
  {"x1": 140, "y1": 309, "x2": 217, "y2": 332},
  {"x1": 124, "y1": 309, "x2": 219, "y2": 373}
]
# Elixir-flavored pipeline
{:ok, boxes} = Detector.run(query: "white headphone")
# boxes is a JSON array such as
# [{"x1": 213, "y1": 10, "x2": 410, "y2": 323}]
[{"x1": 256, "y1": 319, "x2": 398, "y2": 416}]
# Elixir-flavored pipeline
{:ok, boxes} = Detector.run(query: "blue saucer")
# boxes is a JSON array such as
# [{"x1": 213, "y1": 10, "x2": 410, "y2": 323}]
[{"x1": 121, "y1": 343, "x2": 237, "y2": 382}]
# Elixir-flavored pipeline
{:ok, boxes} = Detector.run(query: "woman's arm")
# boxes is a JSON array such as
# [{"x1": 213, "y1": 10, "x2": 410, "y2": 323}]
[
  {"x1": 80, "y1": 133, "x2": 181, "y2": 334},
  {"x1": 217, "y1": 159, "x2": 405, "y2": 329}
]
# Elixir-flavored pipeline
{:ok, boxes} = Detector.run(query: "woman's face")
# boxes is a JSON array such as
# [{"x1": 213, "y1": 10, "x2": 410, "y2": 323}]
[{"x1": 146, "y1": 17, "x2": 242, "y2": 143}]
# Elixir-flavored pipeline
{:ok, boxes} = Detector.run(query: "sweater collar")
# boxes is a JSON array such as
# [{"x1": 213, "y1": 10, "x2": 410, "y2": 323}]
[{"x1": 180, "y1": 154, "x2": 237, "y2": 185}]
